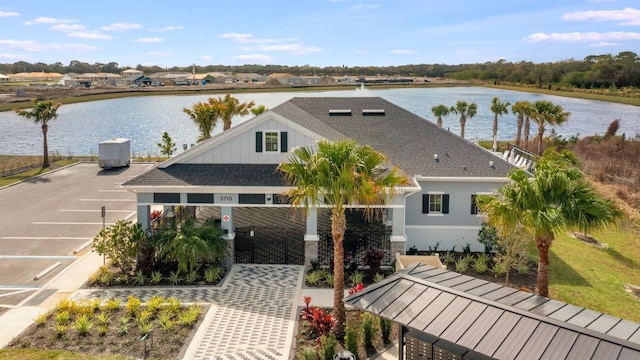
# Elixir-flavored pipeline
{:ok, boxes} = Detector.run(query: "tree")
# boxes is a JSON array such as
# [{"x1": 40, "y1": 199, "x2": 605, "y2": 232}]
[
  {"x1": 251, "y1": 104, "x2": 269, "y2": 116},
  {"x1": 450, "y1": 100, "x2": 477, "y2": 139},
  {"x1": 477, "y1": 152, "x2": 621, "y2": 297},
  {"x1": 209, "y1": 94, "x2": 255, "y2": 131},
  {"x1": 93, "y1": 220, "x2": 146, "y2": 274},
  {"x1": 157, "y1": 131, "x2": 176, "y2": 157},
  {"x1": 490, "y1": 97, "x2": 511, "y2": 152},
  {"x1": 278, "y1": 140, "x2": 409, "y2": 337},
  {"x1": 183, "y1": 101, "x2": 221, "y2": 142},
  {"x1": 511, "y1": 101, "x2": 533, "y2": 148},
  {"x1": 163, "y1": 218, "x2": 228, "y2": 274},
  {"x1": 431, "y1": 104, "x2": 451, "y2": 128},
  {"x1": 15, "y1": 99, "x2": 61, "y2": 168},
  {"x1": 531, "y1": 100, "x2": 571, "y2": 155}
]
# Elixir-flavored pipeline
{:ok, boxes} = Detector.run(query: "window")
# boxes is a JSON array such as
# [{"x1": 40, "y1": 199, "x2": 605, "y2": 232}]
[
  {"x1": 422, "y1": 193, "x2": 449, "y2": 214},
  {"x1": 255, "y1": 131, "x2": 288, "y2": 153},
  {"x1": 265, "y1": 132, "x2": 278, "y2": 152}
]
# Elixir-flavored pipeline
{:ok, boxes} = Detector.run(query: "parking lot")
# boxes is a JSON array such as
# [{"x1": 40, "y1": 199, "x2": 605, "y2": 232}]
[{"x1": 0, "y1": 163, "x2": 150, "y2": 306}]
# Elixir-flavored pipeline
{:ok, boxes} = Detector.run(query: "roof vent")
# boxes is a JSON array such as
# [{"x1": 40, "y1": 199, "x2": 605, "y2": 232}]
[
  {"x1": 329, "y1": 109, "x2": 352, "y2": 116},
  {"x1": 362, "y1": 109, "x2": 385, "y2": 116}
]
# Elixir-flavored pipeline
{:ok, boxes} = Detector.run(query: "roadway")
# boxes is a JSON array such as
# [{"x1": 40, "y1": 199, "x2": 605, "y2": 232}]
[{"x1": 0, "y1": 162, "x2": 150, "y2": 307}]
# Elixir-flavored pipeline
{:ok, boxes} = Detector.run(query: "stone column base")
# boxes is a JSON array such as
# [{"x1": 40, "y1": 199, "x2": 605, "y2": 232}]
[
  {"x1": 390, "y1": 235, "x2": 406, "y2": 256},
  {"x1": 223, "y1": 233, "x2": 236, "y2": 269},
  {"x1": 304, "y1": 235, "x2": 319, "y2": 267}
]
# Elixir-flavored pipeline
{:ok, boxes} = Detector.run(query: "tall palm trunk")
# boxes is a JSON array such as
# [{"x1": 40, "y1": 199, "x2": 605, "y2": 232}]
[
  {"x1": 223, "y1": 120, "x2": 232, "y2": 131},
  {"x1": 535, "y1": 232, "x2": 553, "y2": 297},
  {"x1": 437, "y1": 117, "x2": 442, "y2": 128},
  {"x1": 42, "y1": 123, "x2": 50, "y2": 168},
  {"x1": 331, "y1": 211, "x2": 347, "y2": 339},
  {"x1": 515, "y1": 114, "x2": 524, "y2": 148},
  {"x1": 492, "y1": 115, "x2": 498, "y2": 152},
  {"x1": 460, "y1": 115, "x2": 467, "y2": 139},
  {"x1": 523, "y1": 117, "x2": 530, "y2": 151},
  {"x1": 537, "y1": 123, "x2": 546, "y2": 156}
]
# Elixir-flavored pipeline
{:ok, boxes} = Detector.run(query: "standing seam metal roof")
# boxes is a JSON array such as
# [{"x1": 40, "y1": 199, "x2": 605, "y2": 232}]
[{"x1": 344, "y1": 263, "x2": 640, "y2": 360}]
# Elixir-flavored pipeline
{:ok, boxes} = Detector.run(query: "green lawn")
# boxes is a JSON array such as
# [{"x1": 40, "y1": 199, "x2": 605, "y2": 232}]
[
  {"x1": 0, "y1": 159, "x2": 76, "y2": 187},
  {"x1": 0, "y1": 349, "x2": 134, "y2": 360},
  {"x1": 548, "y1": 226, "x2": 640, "y2": 322}
]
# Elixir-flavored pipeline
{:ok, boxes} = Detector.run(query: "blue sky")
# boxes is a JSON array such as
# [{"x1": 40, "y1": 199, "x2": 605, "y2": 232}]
[{"x1": 0, "y1": 0, "x2": 639, "y2": 68}]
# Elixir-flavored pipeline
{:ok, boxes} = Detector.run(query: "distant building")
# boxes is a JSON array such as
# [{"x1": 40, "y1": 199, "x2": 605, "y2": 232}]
[
  {"x1": 0, "y1": 74, "x2": 10, "y2": 83},
  {"x1": 10, "y1": 72, "x2": 63, "y2": 82}
]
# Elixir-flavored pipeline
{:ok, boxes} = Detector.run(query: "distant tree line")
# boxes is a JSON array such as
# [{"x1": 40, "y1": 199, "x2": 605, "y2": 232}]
[{"x1": 1, "y1": 51, "x2": 638, "y2": 89}]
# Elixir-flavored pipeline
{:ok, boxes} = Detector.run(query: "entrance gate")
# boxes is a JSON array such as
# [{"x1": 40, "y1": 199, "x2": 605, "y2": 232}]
[{"x1": 234, "y1": 226, "x2": 305, "y2": 265}]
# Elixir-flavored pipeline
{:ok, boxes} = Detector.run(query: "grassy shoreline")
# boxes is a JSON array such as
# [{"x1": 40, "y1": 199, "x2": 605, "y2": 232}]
[{"x1": 2, "y1": 82, "x2": 637, "y2": 112}]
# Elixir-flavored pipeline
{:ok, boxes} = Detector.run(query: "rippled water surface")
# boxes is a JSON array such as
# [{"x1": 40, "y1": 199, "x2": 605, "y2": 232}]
[{"x1": 0, "y1": 87, "x2": 637, "y2": 155}]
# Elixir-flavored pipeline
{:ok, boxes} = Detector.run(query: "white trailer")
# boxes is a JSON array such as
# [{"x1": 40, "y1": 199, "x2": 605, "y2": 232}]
[{"x1": 98, "y1": 138, "x2": 130, "y2": 169}]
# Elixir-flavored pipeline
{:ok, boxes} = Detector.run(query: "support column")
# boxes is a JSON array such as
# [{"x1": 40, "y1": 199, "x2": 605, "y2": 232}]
[
  {"x1": 390, "y1": 196, "x2": 406, "y2": 256},
  {"x1": 220, "y1": 206, "x2": 235, "y2": 267},
  {"x1": 136, "y1": 193, "x2": 153, "y2": 231},
  {"x1": 304, "y1": 207, "x2": 319, "y2": 267}
]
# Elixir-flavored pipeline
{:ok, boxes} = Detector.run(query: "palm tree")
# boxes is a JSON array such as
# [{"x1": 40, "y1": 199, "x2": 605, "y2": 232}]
[
  {"x1": 164, "y1": 218, "x2": 228, "y2": 274},
  {"x1": 431, "y1": 104, "x2": 451, "y2": 128},
  {"x1": 490, "y1": 96, "x2": 511, "y2": 152},
  {"x1": 511, "y1": 100, "x2": 533, "y2": 148},
  {"x1": 477, "y1": 152, "x2": 621, "y2": 297},
  {"x1": 450, "y1": 100, "x2": 478, "y2": 139},
  {"x1": 531, "y1": 100, "x2": 571, "y2": 155},
  {"x1": 15, "y1": 99, "x2": 61, "y2": 168},
  {"x1": 210, "y1": 94, "x2": 255, "y2": 131},
  {"x1": 251, "y1": 104, "x2": 269, "y2": 116},
  {"x1": 183, "y1": 101, "x2": 221, "y2": 142},
  {"x1": 278, "y1": 140, "x2": 409, "y2": 337}
]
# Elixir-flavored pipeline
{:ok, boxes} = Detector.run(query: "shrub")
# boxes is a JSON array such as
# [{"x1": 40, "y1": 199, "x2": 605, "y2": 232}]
[
  {"x1": 150, "y1": 271, "x2": 163, "y2": 284},
  {"x1": 53, "y1": 323, "x2": 68, "y2": 337},
  {"x1": 362, "y1": 312, "x2": 376, "y2": 348},
  {"x1": 158, "y1": 312, "x2": 174, "y2": 333},
  {"x1": 310, "y1": 259, "x2": 321, "y2": 271},
  {"x1": 125, "y1": 295, "x2": 141, "y2": 317},
  {"x1": 186, "y1": 271, "x2": 198, "y2": 284},
  {"x1": 324, "y1": 273, "x2": 334, "y2": 286},
  {"x1": 516, "y1": 261, "x2": 530, "y2": 275},
  {"x1": 93, "y1": 220, "x2": 146, "y2": 274},
  {"x1": 165, "y1": 297, "x2": 182, "y2": 316},
  {"x1": 139, "y1": 321, "x2": 154, "y2": 336},
  {"x1": 34, "y1": 312, "x2": 48, "y2": 327},
  {"x1": 349, "y1": 270, "x2": 364, "y2": 286},
  {"x1": 455, "y1": 259, "x2": 469, "y2": 273},
  {"x1": 442, "y1": 251, "x2": 455, "y2": 265},
  {"x1": 169, "y1": 271, "x2": 182, "y2": 286},
  {"x1": 492, "y1": 261, "x2": 507, "y2": 277},
  {"x1": 380, "y1": 317, "x2": 392, "y2": 344},
  {"x1": 478, "y1": 222, "x2": 502, "y2": 254},
  {"x1": 74, "y1": 314, "x2": 92, "y2": 336},
  {"x1": 363, "y1": 248, "x2": 385, "y2": 276},
  {"x1": 297, "y1": 345, "x2": 318, "y2": 360},
  {"x1": 474, "y1": 258, "x2": 489, "y2": 274},
  {"x1": 146, "y1": 295, "x2": 165, "y2": 315},
  {"x1": 300, "y1": 297, "x2": 333, "y2": 339},
  {"x1": 373, "y1": 273, "x2": 385, "y2": 283},
  {"x1": 305, "y1": 270, "x2": 323, "y2": 286},
  {"x1": 103, "y1": 298, "x2": 120, "y2": 312},
  {"x1": 319, "y1": 334, "x2": 337, "y2": 360},
  {"x1": 56, "y1": 311, "x2": 70, "y2": 326},
  {"x1": 475, "y1": 252, "x2": 491, "y2": 264},
  {"x1": 204, "y1": 265, "x2": 224, "y2": 283},
  {"x1": 344, "y1": 320, "x2": 360, "y2": 355},
  {"x1": 97, "y1": 324, "x2": 109, "y2": 337},
  {"x1": 137, "y1": 309, "x2": 152, "y2": 324},
  {"x1": 135, "y1": 270, "x2": 145, "y2": 286},
  {"x1": 56, "y1": 298, "x2": 77, "y2": 314},
  {"x1": 117, "y1": 316, "x2": 130, "y2": 336},
  {"x1": 178, "y1": 304, "x2": 201, "y2": 327},
  {"x1": 95, "y1": 312, "x2": 111, "y2": 326}
]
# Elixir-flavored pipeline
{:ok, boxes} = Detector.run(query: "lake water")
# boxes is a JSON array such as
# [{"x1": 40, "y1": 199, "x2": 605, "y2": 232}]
[{"x1": 0, "y1": 87, "x2": 638, "y2": 156}]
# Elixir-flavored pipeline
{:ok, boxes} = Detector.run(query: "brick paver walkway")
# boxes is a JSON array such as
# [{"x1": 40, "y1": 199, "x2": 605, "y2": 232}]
[{"x1": 73, "y1": 264, "x2": 305, "y2": 360}]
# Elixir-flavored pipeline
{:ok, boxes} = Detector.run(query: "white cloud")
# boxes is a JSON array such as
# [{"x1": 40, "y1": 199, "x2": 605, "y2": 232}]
[
  {"x1": 391, "y1": 49, "x2": 414, "y2": 55},
  {"x1": 350, "y1": 4, "x2": 381, "y2": 10},
  {"x1": 101, "y1": 23, "x2": 142, "y2": 31},
  {"x1": 68, "y1": 31, "x2": 113, "y2": 40},
  {"x1": 221, "y1": 33, "x2": 253, "y2": 41},
  {"x1": 563, "y1": 7, "x2": 640, "y2": 25},
  {"x1": 200, "y1": 55, "x2": 213, "y2": 60},
  {"x1": 50, "y1": 24, "x2": 85, "y2": 32},
  {"x1": 0, "y1": 39, "x2": 98, "y2": 52},
  {"x1": 590, "y1": 41, "x2": 623, "y2": 47},
  {"x1": 0, "y1": 11, "x2": 19, "y2": 17},
  {"x1": 151, "y1": 25, "x2": 184, "y2": 32},
  {"x1": 525, "y1": 31, "x2": 640, "y2": 42},
  {"x1": 0, "y1": 52, "x2": 26, "y2": 60},
  {"x1": 133, "y1": 37, "x2": 164, "y2": 43},
  {"x1": 24, "y1": 17, "x2": 76, "y2": 25},
  {"x1": 252, "y1": 44, "x2": 322, "y2": 55},
  {"x1": 232, "y1": 54, "x2": 274, "y2": 62},
  {"x1": 220, "y1": 33, "x2": 282, "y2": 44}
]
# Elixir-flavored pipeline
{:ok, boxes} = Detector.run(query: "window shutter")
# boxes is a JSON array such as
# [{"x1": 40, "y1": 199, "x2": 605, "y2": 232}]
[
  {"x1": 280, "y1": 131, "x2": 288, "y2": 152},
  {"x1": 442, "y1": 194, "x2": 450, "y2": 214},
  {"x1": 470, "y1": 195, "x2": 477, "y2": 214},
  {"x1": 255, "y1": 131, "x2": 263, "y2": 152},
  {"x1": 422, "y1": 194, "x2": 429, "y2": 213}
]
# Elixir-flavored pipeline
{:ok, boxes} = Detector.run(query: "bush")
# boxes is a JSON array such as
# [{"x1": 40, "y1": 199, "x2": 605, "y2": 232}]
[
  {"x1": 344, "y1": 320, "x2": 360, "y2": 355},
  {"x1": 204, "y1": 265, "x2": 224, "y2": 283},
  {"x1": 349, "y1": 270, "x2": 364, "y2": 286},
  {"x1": 125, "y1": 295, "x2": 141, "y2": 317},
  {"x1": 362, "y1": 312, "x2": 376, "y2": 348},
  {"x1": 93, "y1": 220, "x2": 146, "y2": 274},
  {"x1": 492, "y1": 261, "x2": 507, "y2": 277},
  {"x1": 442, "y1": 251, "x2": 455, "y2": 264},
  {"x1": 300, "y1": 301, "x2": 334, "y2": 339},
  {"x1": 319, "y1": 334, "x2": 337, "y2": 360},
  {"x1": 297, "y1": 345, "x2": 318, "y2": 360},
  {"x1": 455, "y1": 259, "x2": 469, "y2": 273},
  {"x1": 363, "y1": 248, "x2": 385, "y2": 276},
  {"x1": 380, "y1": 317, "x2": 392, "y2": 344},
  {"x1": 305, "y1": 270, "x2": 323, "y2": 286}
]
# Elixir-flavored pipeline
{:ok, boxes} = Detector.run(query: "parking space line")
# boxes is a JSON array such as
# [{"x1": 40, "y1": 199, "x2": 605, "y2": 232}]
[
  {"x1": 0, "y1": 285, "x2": 40, "y2": 290},
  {"x1": 98, "y1": 189, "x2": 128, "y2": 192},
  {"x1": 0, "y1": 255, "x2": 76, "y2": 260},
  {"x1": 0, "y1": 289, "x2": 37, "y2": 298},
  {"x1": 79, "y1": 198, "x2": 135, "y2": 202},
  {"x1": 1, "y1": 236, "x2": 93, "y2": 240},
  {"x1": 32, "y1": 221, "x2": 116, "y2": 225},
  {"x1": 59, "y1": 209, "x2": 133, "y2": 213}
]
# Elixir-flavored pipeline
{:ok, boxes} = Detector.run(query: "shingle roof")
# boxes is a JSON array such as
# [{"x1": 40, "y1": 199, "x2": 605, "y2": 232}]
[
  {"x1": 272, "y1": 97, "x2": 514, "y2": 178},
  {"x1": 344, "y1": 263, "x2": 640, "y2": 360},
  {"x1": 122, "y1": 164, "x2": 284, "y2": 187}
]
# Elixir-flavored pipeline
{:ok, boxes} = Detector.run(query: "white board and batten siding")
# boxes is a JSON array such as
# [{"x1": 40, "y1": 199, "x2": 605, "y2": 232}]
[{"x1": 182, "y1": 117, "x2": 318, "y2": 164}]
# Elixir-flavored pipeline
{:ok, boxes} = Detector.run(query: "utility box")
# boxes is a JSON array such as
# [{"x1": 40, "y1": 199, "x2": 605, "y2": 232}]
[{"x1": 99, "y1": 138, "x2": 130, "y2": 169}]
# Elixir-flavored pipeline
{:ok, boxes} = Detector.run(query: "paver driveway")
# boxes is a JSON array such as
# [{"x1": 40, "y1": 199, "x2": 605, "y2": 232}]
[{"x1": 73, "y1": 264, "x2": 305, "y2": 360}]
